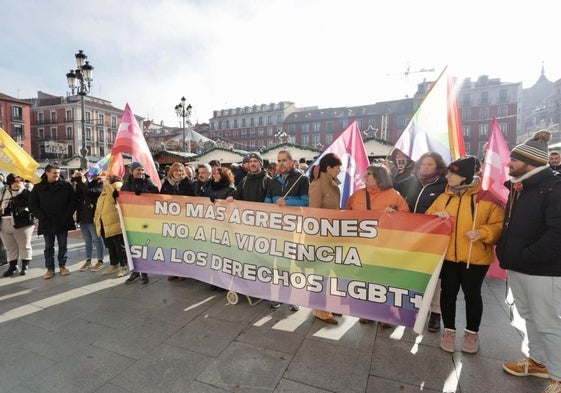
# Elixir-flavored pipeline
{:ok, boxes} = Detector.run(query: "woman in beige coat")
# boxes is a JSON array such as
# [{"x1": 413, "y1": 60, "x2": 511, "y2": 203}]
[
  {"x1": 94, "y1": 175, "x2": 128, "y2": 277},
  {"x1": 308, "y1": 153, "x2": 342, "y2": 324}
]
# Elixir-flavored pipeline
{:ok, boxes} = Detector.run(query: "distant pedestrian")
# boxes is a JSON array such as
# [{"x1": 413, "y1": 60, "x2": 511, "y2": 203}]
[
  {"x1": 0, "y1": 174, "x2": 35, "y2": 277},
  {"x1": 72, "y1": 171, "x2": 105, "y2": 273},
  {"x1": 29, "y1": 164, "x2": 77, "y2": 279},
  {"x1": 549, "y1": 151, "x2": 561, "y2": 171}
]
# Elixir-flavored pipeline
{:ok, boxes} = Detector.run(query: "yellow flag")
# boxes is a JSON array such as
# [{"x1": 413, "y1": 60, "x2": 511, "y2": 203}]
[{"x1": 0, "y1": 127, "x2": 41, "y2": 183}]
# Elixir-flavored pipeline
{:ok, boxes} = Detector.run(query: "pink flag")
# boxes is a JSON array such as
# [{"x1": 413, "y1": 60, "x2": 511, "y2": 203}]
[
  {"x1": 477, "y1": 117, "x2": 509, "y2": 209},
  {"x1": 108, "y1": 103, "x2": 161, "y2": 189},
  {"x1": 307, "y1": 121, "x2": 369, "y2": 208},
  {"x1": 478, "y1": 117, "x2": 510, "y2": 280},
  {"x1": 394, "y1": 66, "x2": 465, "y2": 164}
]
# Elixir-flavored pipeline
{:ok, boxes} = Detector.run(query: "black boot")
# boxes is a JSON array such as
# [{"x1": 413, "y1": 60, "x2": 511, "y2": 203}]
[
  {"x1": 3, "y1": 260, "x2": 18, "y2": 277},
  {"x1": 20, "y1": 260, "x2": 30, "y2": 276}
]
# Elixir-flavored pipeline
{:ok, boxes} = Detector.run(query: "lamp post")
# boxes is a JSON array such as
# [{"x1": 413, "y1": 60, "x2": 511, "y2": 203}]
[
  {"x1": 175, "y1": 97, "x2": 192, "y2": 153},
  {"x1": 66, "y1": 49, "x2": 94, "y2": 170}
]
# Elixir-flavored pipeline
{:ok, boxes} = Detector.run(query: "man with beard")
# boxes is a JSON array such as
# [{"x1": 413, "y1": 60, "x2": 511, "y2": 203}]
[
  {"x1": 497, "y1": 131, "x2": 561, "y2": 393},
  {"x1": 232, "y1": 153, "x2": 269, "y2": 203}
]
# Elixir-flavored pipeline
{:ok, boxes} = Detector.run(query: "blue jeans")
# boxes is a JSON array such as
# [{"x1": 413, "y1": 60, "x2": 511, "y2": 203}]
[
  {"x1": 43, "y1": 231, "x2": 68, "y2": 270},
  {"x1": 80, "y1": 222, "x2": 104, "y2": 261}
]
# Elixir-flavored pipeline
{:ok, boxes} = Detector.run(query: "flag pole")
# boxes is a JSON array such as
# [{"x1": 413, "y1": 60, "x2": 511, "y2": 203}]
[{"x1": 466, "y1": 202, "x2": 479, "y2": 269}]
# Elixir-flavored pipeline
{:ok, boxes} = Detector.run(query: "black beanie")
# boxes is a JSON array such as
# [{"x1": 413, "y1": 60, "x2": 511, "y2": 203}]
[{"x1": 447, "y1": 156, "x2": 480, "y2": 184}]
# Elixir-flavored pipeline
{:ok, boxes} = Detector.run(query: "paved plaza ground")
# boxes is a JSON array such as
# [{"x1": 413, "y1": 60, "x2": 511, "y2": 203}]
[{"x1": 0, "y1": 230, "x2": 547, "y2": 393}]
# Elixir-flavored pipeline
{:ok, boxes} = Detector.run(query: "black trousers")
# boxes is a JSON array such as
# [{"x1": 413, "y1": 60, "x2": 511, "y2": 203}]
[
  {"x1": 103, "y1": 234, "x2": 127, "y2": 267},
  {"x1": 439, "y1": 260, "x2": 489, "y2": 332}
]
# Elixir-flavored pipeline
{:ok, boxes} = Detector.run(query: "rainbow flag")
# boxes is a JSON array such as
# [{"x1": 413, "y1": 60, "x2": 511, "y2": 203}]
[
  {"x1": 394, "y1": 66, "x2": 465, "y2": 164},
  {"x1": 117, "y1": 192, "x2": 452, "y2": 333},
  {"x1": 86, "y1": 153, "x2": 111, "y2": 181}
]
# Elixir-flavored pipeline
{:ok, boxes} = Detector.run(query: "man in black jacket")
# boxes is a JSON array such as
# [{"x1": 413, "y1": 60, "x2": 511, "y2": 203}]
[
  {"x1": 233, "y1": 153, "x2": 269, "y2": 203},
  {"x1": 497, "y1": 131, "x2": 561, "y2": 393},
  {"x1": 29, "y1": 164, "x2": 77, "y2": 279}
]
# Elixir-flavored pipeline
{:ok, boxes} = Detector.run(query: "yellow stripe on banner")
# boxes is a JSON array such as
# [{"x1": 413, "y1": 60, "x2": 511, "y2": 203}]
[{"x1": 373, "y1": 229, "x2": 451, "y2": 255}]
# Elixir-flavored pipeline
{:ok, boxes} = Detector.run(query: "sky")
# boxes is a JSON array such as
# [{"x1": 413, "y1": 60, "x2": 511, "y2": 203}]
[{"x1": 1, "y1": 0, "x2": 559, "y2": 128}]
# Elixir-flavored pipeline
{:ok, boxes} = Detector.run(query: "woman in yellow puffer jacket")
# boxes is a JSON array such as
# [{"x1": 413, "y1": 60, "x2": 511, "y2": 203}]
[
  {"x1": 426, "y1": 156, "x2": 504, "y2": 355},
  {"x1": 94, "y1": 175, "x2": 127, "y2": 277}
]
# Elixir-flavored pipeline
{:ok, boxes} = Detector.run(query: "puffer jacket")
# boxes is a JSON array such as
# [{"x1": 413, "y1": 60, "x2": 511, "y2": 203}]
[
  {"x1": 496, "y1": 168, "x2": 561, "y2": 276},
  {"x1": 425, "y1": 180, "x2": 504, "y2": 265},
  {"x1": 29, "y1": 178, "x2": 77, "y2": 235},
  {"x1": 94, "y1": 181, "x2": 123, "y2": 238},
  {"x1": 345, "y1": 186, "x2": 409, "y2": 212}
]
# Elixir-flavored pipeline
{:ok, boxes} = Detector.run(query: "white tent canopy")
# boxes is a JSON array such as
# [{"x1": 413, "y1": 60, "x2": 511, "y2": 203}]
[{"x1": 169, "y1": 129, "x2": 215, "y2": 144}]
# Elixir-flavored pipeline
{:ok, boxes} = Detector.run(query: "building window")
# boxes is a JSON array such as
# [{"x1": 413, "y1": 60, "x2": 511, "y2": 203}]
[
  {"x1": 242, "y1": 118, "x2": 247, "y2": 127},
  {"x1": 51, "y1": 127, "x2": 57, "y2": 139},
  {"x1": 276, "y1": 114, "x2": 282, "y2": 124},
  {"x1": 479, "y1": 124, "x2": 488, "y2": 137},
  {"x1": 250, "y1": 118, "x2": 255, "y2": 126},
  {"x1": 249, "y1": 128, "x2": 255, "y2": 136},
  {"x1": 302, "y1": 135, "x2": 308, "y2": 145},
  {"x1": 463, "y1": 125, "x2": 471, "y2": 139},
  {"x1": 497, "y1": 106, "x2": 507, "y2": 118},
  {"x1": 313, "y1": 122, "x2": 321, "y2": 132},
  {"x1": 98, "y1": 113, "x2": 104, "y2": 125},
  {"x1": 38, "y1": 112, "x2": 44, "y2": 123},
  {"x1": 326, "y1": 121, "x2": 334, "y2": 132},
  {"x1": 288, "y1": 124, "x2": 296, "y2": 133},
  {"x1": 233, "y1": 119, "x2": 238, "y2": 128},
  {"x1": 66, "y1": 110, "x2": 73, "y2": 122},
  {"x1": 267, "y1": 115, "x2": 272, "y2": 125},
  {"x1": 267, "y1": 127, "x2": 273, "y2": 136},
  {"x1": 480, "y1": 91, "x2": 489, "y2": 105},
  {"x1": 225, "y1": 120, "x2": 230, "y2": 128},
  {"x1": 479, "y1": 107, "x2": 489, "y2": 120},
  {"x1": 301, "y1": 123, "x2": 309, "y2": 132},
  {"x1": 325, "y1": 134, "x2": 333, "y2": 145},
  {"x1": 85, "y1": 111, "x2": 91, "y2": 124},
  {"x1": 397, "y1": 116, "x2": 408, "y2": 128},
  {"x1": 258, "y1": 128, "x2": 264, "y2": 137},
  {"x1": 312, "y1": 134, "x2": 320, "y2": 145},
  {"x1": 111, "y1": 116, "x2": 117, "y2": 128},
  {"x1": 241, "y1": 129, "x2": 247, "y2": 136},
  {"x1": 258, "y1": 116, "x2": 263, "y2": 126},
  {"x1": 12, "y1": 106, "x2": 23, "y2": 120},
  {"x1": 499, "y1": 89, "x2": 508, "y2": 103},
  {"x1": 38, "y1": 128, "x2": 44, "y2": 139},
  {"x1": 86, "y1": 127, "x2": 92, "y2": 140},
  {"x1": 462, "y1": 93, "x2": 471, "y2": 106},
  {"x1": 500, "y1": 123, "x2": 508, "y2": 136},
  {"x1": 51, "y1": 111, "x2": 57, "y2": 122},
  {"x1": 341, "y1": 120, "x2": 349, "y2": 128},
  {"x1": 99, "y1": 130, "x2": 104, "y2": 141},
  {"x1": 356, "y1": 119, "x2": 363, "y2": 129},
  {"x1": 66, "y1": 127, "x2": 73, "y2": 139},
  {"x1": 462, "y1": 108, "x2": 471, "y2": 121},
  {"x1": 218, "y1": 120, "x2": 222, "y2": 130},
  {"x1": 13, "y1": 124, "x2": 24, "y2": 138}
]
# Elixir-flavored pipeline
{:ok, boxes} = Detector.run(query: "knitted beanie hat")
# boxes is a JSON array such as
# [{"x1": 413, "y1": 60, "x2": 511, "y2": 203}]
[
  {"x1": 130, "y1": 161, "x2": 144, "y2": 172},
  {"x1": 510, "y1": 130, "x2": 551, "y2": 167},
  {"x1": 447, "y1": 155, "x2": 480, "y2": 184}
]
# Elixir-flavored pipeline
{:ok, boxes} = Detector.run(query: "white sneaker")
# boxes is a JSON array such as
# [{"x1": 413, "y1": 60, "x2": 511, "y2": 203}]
[
  {"x1": 116, "y1": 267, "x2": 128, "y2": 277},
  {"x1": 101, "y1": 266, "x2": 119, "y2": 276}
]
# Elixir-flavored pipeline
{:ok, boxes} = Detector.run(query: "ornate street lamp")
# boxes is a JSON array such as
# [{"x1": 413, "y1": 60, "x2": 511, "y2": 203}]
[
  {"x1": 174, "y1": 97, "x2": 192, "y2": 153},
  {"x1": 66, "y1": 49, "x2": 94, "y2": 169}
]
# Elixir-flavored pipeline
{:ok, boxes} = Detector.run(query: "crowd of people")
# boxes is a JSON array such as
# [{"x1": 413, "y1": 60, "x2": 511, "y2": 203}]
[{"x1": 1, "y1": 134, "x2": 560, "y2": 393}]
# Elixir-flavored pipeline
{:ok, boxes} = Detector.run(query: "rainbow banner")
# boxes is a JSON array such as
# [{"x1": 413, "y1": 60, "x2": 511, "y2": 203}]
[{"x1": 117, "y1": 192, "x2": 453, "y2": 333}]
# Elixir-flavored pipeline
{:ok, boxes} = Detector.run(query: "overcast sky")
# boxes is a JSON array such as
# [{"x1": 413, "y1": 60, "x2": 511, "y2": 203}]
[{"x1": 1, "y1": 0, "x2": 558, "y2": 127}]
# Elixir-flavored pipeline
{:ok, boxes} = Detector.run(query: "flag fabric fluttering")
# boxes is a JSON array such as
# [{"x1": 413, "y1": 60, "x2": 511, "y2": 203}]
[
  {"x1": 478, "y1": 117, "x2": 510, "y2": 280},
  {"x1": 86, "y1": 153, "x2": 111, "y2": 181},
  {"x1": 477, "y1": 117, "x2": 510, "y2": 209},
  {"x1": 394, "y1": 66, "x2": 465, "y2": 164},
  {"x1": 0, "y1": 127, "x2": 41, "y2": 183},
  {"x1": 108, "y1": 103, "x2": 161, "y2": 189},
  {"x1": 306, "y1": 121, "x2": 370, "y2": 208}
]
